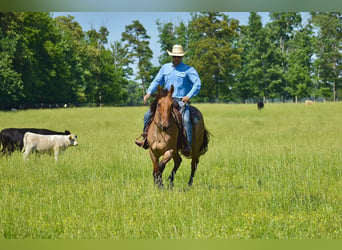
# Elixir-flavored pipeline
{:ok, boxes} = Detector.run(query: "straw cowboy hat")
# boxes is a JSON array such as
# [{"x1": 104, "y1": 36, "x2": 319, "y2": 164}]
[{"x1": 167, "y1": 45, "x2": 187, "y2": 57}]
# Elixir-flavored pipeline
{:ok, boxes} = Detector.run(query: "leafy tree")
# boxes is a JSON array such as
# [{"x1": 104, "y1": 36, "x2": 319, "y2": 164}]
[
  {"x1": 0, "y1": 12, "x2": 24, "y2": 108},
  {"x1": 125, "y1": 80, "x2": 142, "y2": 105},
  {"x1": 235, "y1": 12, "x2": 267, "y2": 102},
  {"x1": 266, "y1": 12, "x2": 302, "y2": 101},
  {"x1": 156, "y1": 21, "x2": 176, "y2": 65},
  {"x1": 121, "y1": 20, "x2": 153, "y2": 98},
  {"x1": 175, "y1": 21, "x2": 188, "y2": 49},
  {"x1": 85, "y1": 27, "x2": 128, "y2": 105},
  {"x1": 187, "y1": 12, "x2": 242, "y2": 102},
  {"x1": 12, "y1": 12, "x2": 60, "y2": 104},
  {"x1": 311, "y1": 12, "x2": 342, "y2": 101},
  {"x1": 53, "y1": 15, "x2": 88, "y2": 103},
  {"x1": 98, "y1": 48, "x2": 128, "y2": 105},
  {"x1": 285, "y1": 22, "x2": 314, "y2": 101},
  {"x1": 110, "y1": 40, "x2": 132, "y2": 76}
]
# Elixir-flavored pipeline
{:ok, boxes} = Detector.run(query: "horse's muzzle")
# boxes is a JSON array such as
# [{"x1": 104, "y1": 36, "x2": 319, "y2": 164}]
[
  {"x1": 158, "y1": 117, "x2": 170, "y2": 131},
  {"x1": 160, "y1": 123, "x2": 169, "y2": 131}
]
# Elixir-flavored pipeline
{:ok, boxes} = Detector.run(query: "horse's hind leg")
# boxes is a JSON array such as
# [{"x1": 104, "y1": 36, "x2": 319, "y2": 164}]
[
  {"x1": 188, "y1": 158, "x2": 199, "y2": 186},
  {"x1": 168, "y1": 153, "x2": 182, "y2": 188}
]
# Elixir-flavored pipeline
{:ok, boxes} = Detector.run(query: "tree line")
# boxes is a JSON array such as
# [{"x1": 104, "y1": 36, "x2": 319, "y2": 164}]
[{"x1": 0, "y1": 12, "x2": 341, "y2": 109}]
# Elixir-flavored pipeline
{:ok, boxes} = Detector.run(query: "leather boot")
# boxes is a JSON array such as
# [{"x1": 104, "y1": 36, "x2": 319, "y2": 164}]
[{"x1": 135, "y1": 132, "x2": 149, "y2": 149}]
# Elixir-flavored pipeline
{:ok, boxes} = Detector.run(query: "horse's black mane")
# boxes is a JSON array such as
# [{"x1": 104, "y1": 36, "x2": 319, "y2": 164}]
[{"x1": 150, "y1": 87, "x2": 170, "y2": 117}]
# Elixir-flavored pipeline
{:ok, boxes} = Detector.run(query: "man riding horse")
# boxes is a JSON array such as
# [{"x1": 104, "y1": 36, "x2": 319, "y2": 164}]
[{"x1": 135, "y1": 45, "x2": 201, "y2": 156}]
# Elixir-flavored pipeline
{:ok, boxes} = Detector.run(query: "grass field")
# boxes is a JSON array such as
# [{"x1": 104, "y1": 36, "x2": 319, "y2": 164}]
[{"x1": 0, "y1": 102, "x2": 342, "y2": 239}]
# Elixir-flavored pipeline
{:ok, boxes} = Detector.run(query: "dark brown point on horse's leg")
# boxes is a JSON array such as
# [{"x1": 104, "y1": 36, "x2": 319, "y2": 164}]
[
  {"x1": 168, "y1": 173, "x2": 176, "y2": 189},
  {"x1": 153, "y1": 174, "x2": 164, "y2": 188},
  {"x1": 188, "y1": 178, "x2": 194, "y2": 187},
  {"x1": 188, "y1": 160, "x2": 199, "y2": 187}
]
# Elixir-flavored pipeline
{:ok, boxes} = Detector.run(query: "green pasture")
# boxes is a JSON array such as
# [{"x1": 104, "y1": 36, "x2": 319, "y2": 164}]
[{"x1": 0, "y1": 102, "x2": 342, "y2": 239}]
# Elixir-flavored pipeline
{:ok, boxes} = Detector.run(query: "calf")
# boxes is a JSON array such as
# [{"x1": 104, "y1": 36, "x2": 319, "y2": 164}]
[
  {"x1": 0, "y1": 128, "x2": 70, "y2": 155},
  {"x1": 23, "y1": 132, "x2": 78, "y2": 161},
  {"x1": 305, "y1": 100, "x2": 314, "y2": 105}
]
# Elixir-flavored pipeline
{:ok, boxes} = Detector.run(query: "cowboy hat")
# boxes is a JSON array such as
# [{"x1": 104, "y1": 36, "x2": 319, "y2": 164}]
[{"x1": 167, "y1": 45, "x2": 187, "y2": 57}]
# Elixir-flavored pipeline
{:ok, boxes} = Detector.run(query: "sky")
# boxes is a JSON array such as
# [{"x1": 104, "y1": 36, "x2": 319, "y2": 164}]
[{"x1": 52, "y1": 12, "x2": 271, "y2": 66}]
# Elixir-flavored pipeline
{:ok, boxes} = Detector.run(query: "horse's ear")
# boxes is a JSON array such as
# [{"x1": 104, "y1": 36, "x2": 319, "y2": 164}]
[
  {"x1": 157, "y1": 85, "x2": 162, "y2": 93},
  {"x1": 169, "y1": 85, "x2": 174, "y2": 96}
]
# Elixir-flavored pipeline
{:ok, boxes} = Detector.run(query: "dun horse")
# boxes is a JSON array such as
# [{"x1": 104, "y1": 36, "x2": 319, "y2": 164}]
[{"x1": 146, "y1": 85, "x2": 209, "y2": 187}]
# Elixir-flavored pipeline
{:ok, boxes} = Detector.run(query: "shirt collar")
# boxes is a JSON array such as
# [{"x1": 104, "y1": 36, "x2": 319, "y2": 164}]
[{"x1": 172, "y1": 61, "x2": 183, "y2": 68}]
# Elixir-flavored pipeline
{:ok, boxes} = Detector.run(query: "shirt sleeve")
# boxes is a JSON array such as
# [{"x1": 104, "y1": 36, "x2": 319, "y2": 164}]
[
  {"x1": 146, "y1": 65, "x2": 165, "y2": 95},
  {"x1": 186, "y1": 67, "x2": 201, "y2": 99}
]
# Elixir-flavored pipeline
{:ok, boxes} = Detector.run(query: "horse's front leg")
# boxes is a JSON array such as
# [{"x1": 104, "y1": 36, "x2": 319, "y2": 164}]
[
  {"x1": 150, "y1": 149, "x2": 174, "y2": 188},
  {"x1": 156, "y1": 149, "x2": 174, "y2": 188},
  {"x1": 149, "y1": 150, "x2": 161, "y2": 187},
  {"x1": 168, "y1": 152, "x2": 182, "y2": 188}
]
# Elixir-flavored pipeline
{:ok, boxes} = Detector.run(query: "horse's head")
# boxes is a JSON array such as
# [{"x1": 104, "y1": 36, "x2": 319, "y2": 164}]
[{"x1": 155, "y1": 85, "x2": 174, "y2": 131}]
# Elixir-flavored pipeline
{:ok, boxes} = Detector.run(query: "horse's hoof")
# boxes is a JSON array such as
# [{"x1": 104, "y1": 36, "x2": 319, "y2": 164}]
[{"x1": 154, "y1": 177, "x2": 164, "y2": 189}]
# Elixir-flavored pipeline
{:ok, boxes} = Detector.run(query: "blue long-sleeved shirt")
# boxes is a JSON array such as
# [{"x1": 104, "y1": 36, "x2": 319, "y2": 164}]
[{"x1": 146, "y1": 62, "x2": 201, "y2": 99}]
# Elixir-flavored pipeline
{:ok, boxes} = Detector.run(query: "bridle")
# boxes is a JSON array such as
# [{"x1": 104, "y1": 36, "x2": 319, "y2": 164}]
[{"x1": 154, "y1": 98, "x2": 174, "y2": 131}]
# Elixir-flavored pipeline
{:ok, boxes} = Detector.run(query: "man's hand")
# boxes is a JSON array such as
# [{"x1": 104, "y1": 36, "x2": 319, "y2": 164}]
[
  {"x1": 182, "y1": 96, "x2": 190, "y2": 104},
  {"x1": 143, "y1": 94, "x2": 151, "y2": 104}
]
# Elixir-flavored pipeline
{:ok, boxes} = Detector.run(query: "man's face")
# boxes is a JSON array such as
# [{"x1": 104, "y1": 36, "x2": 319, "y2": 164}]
[{"x1": 172, "y1": 56, "x2": 183, "y2": 66}]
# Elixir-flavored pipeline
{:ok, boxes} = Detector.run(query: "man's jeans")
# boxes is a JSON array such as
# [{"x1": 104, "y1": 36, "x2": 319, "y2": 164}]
[{"x1": 143, "y1": 99, "x2": 192, "y2": 146}]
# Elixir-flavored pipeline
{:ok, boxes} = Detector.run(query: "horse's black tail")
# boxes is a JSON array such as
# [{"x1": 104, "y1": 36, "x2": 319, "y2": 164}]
[{"x1": 199, "y1": 127, "x2": 210, "y2": 156}]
